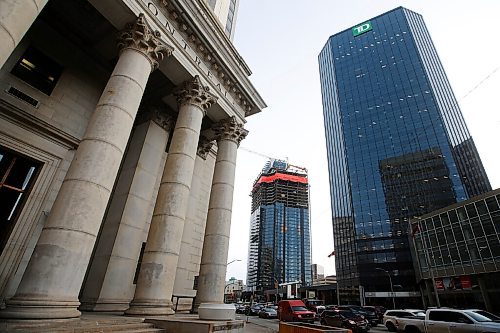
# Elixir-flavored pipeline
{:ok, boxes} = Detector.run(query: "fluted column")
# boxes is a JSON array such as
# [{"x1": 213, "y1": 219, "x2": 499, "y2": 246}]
[
  {"x1": 126, "y1": 76, "x2": 216, "y2": 316},
  {"x1": 0, "y1": 14, "x2": 172, "y2": 320},
  {"x1": 0, "y1": 0, "x2": 48, "y2": 68},
  {"x1": 196, "y1": 117, "x2": 247, "y2": 318}
]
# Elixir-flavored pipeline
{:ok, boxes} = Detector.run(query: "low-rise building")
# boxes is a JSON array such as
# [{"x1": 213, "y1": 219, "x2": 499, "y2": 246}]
[{"x1": 410, "y1": 189, "x2": 500, "y2": 313}]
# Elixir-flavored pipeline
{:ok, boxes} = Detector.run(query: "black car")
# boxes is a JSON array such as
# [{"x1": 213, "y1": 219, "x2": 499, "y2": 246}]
[
  {"x1": 247, "y1": 304, "x2": 263, "y2": 315},
  {"x1": 320, "y1": 310, "x2": 370, "y2": 332},
  {"x1": 363, "y1": 306, "x2": 385, "y2": 324},
  {"x1": 336, "y1": 305, "x2": 379, "y2": 327}
]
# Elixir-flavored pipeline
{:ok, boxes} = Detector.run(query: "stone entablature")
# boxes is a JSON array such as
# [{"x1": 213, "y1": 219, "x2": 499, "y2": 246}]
[{"x1": 137, "y1": 0, "x2": 265, "y2": 118}]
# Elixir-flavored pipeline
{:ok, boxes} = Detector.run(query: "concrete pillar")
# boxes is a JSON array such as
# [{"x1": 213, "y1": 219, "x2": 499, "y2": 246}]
[
  {"x1": 425, "y1": 279, "x2": 436, "y2": 307},
  {"x1": 0, "y1": 0, "x2": 48, "y2": 68},
  {"x1": 0, "y1": 14, "x2": 172, "y2": 320},
  {"x1": 195, "y1": 117, "x2": 247, "y2": 320},
  {"x1": 478, "y1": 275, "x2": 493, "y2": 312},
  {"x1": 126, "y1": 76, "x2": 216, "y2": 316},
  {"x1": 79, "y1": 108, "x2": 173, "y2": 313}
]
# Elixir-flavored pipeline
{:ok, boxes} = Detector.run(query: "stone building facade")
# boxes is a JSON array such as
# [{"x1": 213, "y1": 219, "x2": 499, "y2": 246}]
[{"x1": 0, "y1": 0, "x2": 264, "y2": 320}]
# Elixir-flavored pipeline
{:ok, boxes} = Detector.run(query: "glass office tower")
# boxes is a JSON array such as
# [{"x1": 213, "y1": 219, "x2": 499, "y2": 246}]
[
  {"x1": 319, "y1": 7, "x2": 491, "y2": 305},
  {"x1": 246, "y1": 160, "x2": 312, "y2": 295}
]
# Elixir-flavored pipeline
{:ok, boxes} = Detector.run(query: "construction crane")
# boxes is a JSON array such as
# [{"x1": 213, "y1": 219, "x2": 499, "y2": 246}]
[{"x1": 239, "y1": 146, "x2": 307, "y2": 173}]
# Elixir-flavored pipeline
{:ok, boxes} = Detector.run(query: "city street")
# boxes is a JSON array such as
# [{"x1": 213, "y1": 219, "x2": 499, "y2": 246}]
[{"x1": 237, "y1": 314, "x2": 389, "y2": 333}]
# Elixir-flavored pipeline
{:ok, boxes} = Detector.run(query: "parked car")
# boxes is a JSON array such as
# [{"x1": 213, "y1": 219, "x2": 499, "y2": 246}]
[
  {"x1": 363, "y1": 305, "x2": 386, "y2": 323},
  {"x1": 259, "y1": 307, "x2": 278, "y2": 319},
  {"x1": 393, "y1": 308, "x2": 500, "y2": 333},
  {"x1": 383, "y1": 309, "x2": 425, "y2": 332},
  {"x1": 335, "y1": 305, "x2": 379, "y2": 327},
  {"x1": 304, "y1": 299, "x2": 326, "y2": 319},
  {"x1": 278, "y1": 300, "x2": 315, "y2": 323},
  {"x1": 236, "y1": 304, "x2": 249, "y2": 314},
  {"x1": 320, "y1": 309, "x2": 370, "y2": 332},
  {"x1": 247, "y1": 304, "x2": 263, "y2": 316}
]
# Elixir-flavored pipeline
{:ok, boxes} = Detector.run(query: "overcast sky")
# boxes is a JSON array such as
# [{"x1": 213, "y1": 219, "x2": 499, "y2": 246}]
[{"x1": 225, "y1": 0, "x2": 500, "y2": 283}]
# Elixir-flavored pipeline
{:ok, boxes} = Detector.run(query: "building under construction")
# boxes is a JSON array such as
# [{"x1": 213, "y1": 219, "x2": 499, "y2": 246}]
[{"x1": 246, "y1": 159, "x2": 312, "y2": 296}]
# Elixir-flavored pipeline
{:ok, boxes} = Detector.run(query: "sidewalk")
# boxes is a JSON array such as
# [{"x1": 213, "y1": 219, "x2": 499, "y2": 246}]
[{"x1": 245, "y1": 321, "x2": 278, "y2": 333}]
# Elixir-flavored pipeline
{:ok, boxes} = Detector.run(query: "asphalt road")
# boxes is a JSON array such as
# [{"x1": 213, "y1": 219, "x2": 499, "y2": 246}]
[{"x1": 237, "y1": 314, "x2": 389, "y2": 332}]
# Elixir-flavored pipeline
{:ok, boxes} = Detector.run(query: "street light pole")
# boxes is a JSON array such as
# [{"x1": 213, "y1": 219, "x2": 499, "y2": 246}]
[{"x1": 376, "y1": 268, "x2": 396, "y2": 309}]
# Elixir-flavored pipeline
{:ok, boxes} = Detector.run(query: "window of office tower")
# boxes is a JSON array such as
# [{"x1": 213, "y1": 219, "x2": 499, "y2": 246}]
[{"x1": 0, "y1": 147, "x2": 41, "y2": 255}]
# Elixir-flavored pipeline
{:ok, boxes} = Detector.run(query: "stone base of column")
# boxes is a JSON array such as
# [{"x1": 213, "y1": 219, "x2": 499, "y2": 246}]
[
  {"x1": 0, "y1": 298, "x2": 81, "y2": 319},
  {"x1": 125, "y1": 300, "x2": 174, "y2": 316},
  {"x1": 79, "y1": 299, "x2": 129, "y2": 313},
  {"x1": 198, "y1": 303, "x2": 236, "y2": 321}
]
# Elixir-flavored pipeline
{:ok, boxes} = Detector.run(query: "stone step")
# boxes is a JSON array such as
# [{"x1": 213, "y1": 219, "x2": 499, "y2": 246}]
[
  {"x1": 1, "y1": 321, "x2": 164, "y2": 333},
  {"x1": 121, "y1": 329, "x2": 166, "y2": 333}
]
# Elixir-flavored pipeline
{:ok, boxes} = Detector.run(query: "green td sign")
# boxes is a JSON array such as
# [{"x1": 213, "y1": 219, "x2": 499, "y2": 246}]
[{"x1": 352, "y1": 21, "x2": 372, "y2": 37}]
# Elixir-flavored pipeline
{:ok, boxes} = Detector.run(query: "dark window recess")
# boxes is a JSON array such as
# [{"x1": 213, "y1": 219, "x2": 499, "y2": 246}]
[
  {"x1": 11, "y1": 47, "x2": 63, "y2": 95},
  {"x1": 0, "y1": 146, "x2": 41, "y2": 256},
  {"x1": 133, "y1": 242, "x2": 146, "y2": 284}
]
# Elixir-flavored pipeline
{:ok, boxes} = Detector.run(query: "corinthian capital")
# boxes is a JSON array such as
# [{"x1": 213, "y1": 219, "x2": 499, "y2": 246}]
[
  {"x1": 197, "y1": 136, "x2": 215, "y2": 160},
  {"x1": 212, "y1": 116, "x2": 248, "y2": 146},
  {"x1": 175, "y1": 75, "x2": 217, "y2": 112},
  {"x1": 136, "y1": 105, "x2": 175, "y2": 132},
  {"x1": 117, "y1": 13, "x2": 174, "y2": 71}
]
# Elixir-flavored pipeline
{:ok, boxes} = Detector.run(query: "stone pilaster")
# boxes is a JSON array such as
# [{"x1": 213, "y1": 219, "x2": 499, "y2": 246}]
[
  {"x1": 126, "y1": 76, "x2": 216, "y2": 316},
  {"x1": 195, "y1": 117, "x2": 247, "y2": 319},
  {"x1": 79, "y1": 107, "x2": 173, "y2": 313},
  {"x1": 0, "y1": 14, "x2": 172, "y2": 320}
]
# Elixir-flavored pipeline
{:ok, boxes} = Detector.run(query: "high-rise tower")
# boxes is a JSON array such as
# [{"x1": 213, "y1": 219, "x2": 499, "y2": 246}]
[
  {"x1": 246, "y1": 160, "x2": 312, "y2": 295},
  {"x1": 319, "y1": 7, "x2": 491, "y2": 305}
]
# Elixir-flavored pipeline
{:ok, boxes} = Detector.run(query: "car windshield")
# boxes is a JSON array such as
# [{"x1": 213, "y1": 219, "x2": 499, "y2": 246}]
[
  {"x1": 292, "y1": 306, "x2": 308, "y2": 312},
  {"x1": 340, "y1": 311, "x2": 357, "y2": 319},
  {"x1": 466, "y1": 310, "x2": 500, "y2": 322},
  {"x1": 264, "y1": 308, "x2": 276, "y2": 313}
]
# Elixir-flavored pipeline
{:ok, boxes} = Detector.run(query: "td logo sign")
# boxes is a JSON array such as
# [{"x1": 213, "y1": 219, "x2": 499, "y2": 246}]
[{"x1": 352, "y1": 21, "x2": 372, "y2": 36}]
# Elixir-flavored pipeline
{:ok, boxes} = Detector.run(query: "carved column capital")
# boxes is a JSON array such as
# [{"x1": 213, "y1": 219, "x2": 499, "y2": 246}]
[
  {"x1": 212, "y1": 116, "x2": 248, "y2": 146},
  {"x1": 136, "y1": 106, "x2": 175, "y2": 132},
  {"x1": 175, "y1": 75, "x2": 217, "y2": 112},
  {"x1": 197, "y1": 136, "x2": 215, "y2": 160},
  {"x1": 117, "y1": 13, "x2": 174, "y2": 71}
]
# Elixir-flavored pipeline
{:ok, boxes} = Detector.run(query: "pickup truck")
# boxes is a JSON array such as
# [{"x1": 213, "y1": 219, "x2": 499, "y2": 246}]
[{"x1": 396, "y1": 308, "x2": 500, "y2": 333}]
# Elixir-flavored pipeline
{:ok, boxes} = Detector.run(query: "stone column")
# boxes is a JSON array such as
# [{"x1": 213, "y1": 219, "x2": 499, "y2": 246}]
[
  {"x1": 196, "y1": 117, "x2": 247, "y2": 320},
  {"x1": 0, "y1": 14, "x2": 172, "y2": 320},
  {"x1": 0, "y1": 0, "x2": 48, "y2": 68},
  {"x1": 79, "y1": 108, "x2": 173, "y2": 313},
  {"x1": 126, "y1": 76, "x2": 216, "y2": 316}
]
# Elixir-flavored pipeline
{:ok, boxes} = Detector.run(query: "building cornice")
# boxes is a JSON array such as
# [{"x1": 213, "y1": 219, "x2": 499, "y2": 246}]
[{"x1": 155, "y1": 0, "x2": 266, "y2": 117}]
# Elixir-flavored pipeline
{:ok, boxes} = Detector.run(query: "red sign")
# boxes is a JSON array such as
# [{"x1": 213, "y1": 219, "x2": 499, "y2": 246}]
[
  {"x1": 460, "y1": 276, "x2": 472, "y2": 290},
  {"x1": 257, "y1": 173, "x2": 308, "y2": 185}
]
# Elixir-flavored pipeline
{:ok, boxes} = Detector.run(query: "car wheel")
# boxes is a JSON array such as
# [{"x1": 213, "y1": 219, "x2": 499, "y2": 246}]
[
  {"x1": 320, "y1": 319, "x2": 326, "y2": 325},
  {"x1": 405, "y1": 326, "x2": 421, "y2": 333},
  {"x1": 386, "y1": 322, "x2": 396, "y2": 332}
]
